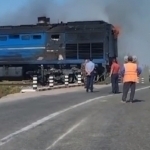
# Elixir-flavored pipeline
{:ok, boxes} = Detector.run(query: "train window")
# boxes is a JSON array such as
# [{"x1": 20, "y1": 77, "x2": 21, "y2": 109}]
[
  {"x1": 33, "y1": 35, "x2": 41, "y2": 39},
  {"x1": 51, "y1": 34, "x2": 59, "y2": 39},
  {"x1": 9, "y1": 35, "x2": 20, "y2": 39},
  {"x1": 0, "y1": 36, "x2": 7, "y2": 41},
  {"x1": 21, "y1": 35, "x2": 30, "y2": 40}
]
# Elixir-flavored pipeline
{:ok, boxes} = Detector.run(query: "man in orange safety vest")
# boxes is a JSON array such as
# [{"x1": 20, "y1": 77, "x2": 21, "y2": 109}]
[{"x1": 120, "y1": 56, "x2": 142, "y2": 103}]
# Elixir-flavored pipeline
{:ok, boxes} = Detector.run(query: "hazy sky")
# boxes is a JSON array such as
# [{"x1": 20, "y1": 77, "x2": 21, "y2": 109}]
[
  {"x1": 0, "y1": 0, "x2": 27, "y2": 14},
  {"x1": 0, "y1": 0, "x2": 63, "y2": 14}
]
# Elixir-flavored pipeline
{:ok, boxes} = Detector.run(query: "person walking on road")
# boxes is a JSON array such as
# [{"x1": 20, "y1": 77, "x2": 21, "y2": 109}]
[
  {"x1": 120, "y1": 56, "x2": 142, "y2": 103},
  {"x1": 109, "y1": 58, "x2": 120, "y2": 94},
  {"x1": 85, "y1": 58, "x2": 95, "y2": 92},
  {"x1": 81, "y1": 59, "x2": 88, "y2": 88}
]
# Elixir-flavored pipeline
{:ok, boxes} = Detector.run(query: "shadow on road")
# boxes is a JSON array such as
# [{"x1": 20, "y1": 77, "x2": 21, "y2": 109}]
[
  {"x1": 92, "y1": 91, "x2": 100, "y2": 93},
  {"x1": 116, "y1": 92, "x2": 122, "y2": 94},
  {"x1": 108, "y1": 92, "x2": 122, "y2": 94},
  {"x1": 133, "y1": 99, "x2": 145, "y2": 103}
]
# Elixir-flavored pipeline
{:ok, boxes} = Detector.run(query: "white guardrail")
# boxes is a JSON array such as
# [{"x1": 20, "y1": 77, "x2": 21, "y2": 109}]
[
  {"x1": 24, "y1": 74, "x2": 84, "y2": 92},
  {"x1": 21, "y1": 75, "x2": 146, "y2": 93}
]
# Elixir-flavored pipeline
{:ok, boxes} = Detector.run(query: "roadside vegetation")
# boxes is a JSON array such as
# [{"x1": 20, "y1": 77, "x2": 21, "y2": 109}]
[
  {"x1": 0, "y1": 80, "x2": 32, "y2": 98},
  {"x1": 0, "y1": 85, "x2": 21, "y2": 98}
]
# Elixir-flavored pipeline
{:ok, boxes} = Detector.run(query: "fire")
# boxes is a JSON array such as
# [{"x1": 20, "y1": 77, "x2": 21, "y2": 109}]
[{"x1": 112, "y1": 26, "x2": 121, "y2": 38}]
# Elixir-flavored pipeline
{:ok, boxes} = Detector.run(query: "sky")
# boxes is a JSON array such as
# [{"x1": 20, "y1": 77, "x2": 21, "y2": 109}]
[
  {"x1": 0, "y1": 0, "x2": 63, "y2": 13},
  {"x1": 0, "y1": 0, "x2": 27, "y2": 15},
  {"x1": 0, "y1": 0, "x2": 109, "y2": 24}
]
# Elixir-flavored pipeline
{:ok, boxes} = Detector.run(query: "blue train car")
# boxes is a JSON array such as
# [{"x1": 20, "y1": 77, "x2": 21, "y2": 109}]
[
  {"x1": 0, "y1": 16, "x2": 118, "y2": 83},
  {"x1": 0, "y1": 26, "x2": 49, "y2": 61}
]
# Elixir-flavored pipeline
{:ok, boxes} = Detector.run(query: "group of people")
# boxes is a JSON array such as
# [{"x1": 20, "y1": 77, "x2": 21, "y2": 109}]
[
  {"x1": 110, "y1": 55, "x2": 142, "y2": 103},
  {"x1": 81, "y1": 55, "x2": 142, "y2": 103}
]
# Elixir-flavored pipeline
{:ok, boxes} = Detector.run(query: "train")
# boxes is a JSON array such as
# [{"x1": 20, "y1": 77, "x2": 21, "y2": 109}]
[{"x1": 0, "y1": 16, "x2": 119, "y2": 84}]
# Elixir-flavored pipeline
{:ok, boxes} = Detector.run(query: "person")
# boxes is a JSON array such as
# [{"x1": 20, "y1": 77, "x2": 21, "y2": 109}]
[
  {"x1": 132, "y1": 55, "x2": 137, "y2": 63},
  {"x1": 109, "y1": 58, "x2": 120, "y2": 93},
  {"x1": 85, "y1": 58, "x2": 95, "y2": 92},
  {"x1": 81, "y1": 59, "x2": 88, "y2": 88},
  {"x1": 132, "y1": 55, "x2": 141, "y2": 83},
  {"x1": 120, "y1": 55, "x2": 142, "y2": 103},
  {"x1": 124, "y1": 55, "x2": 128, "y2": 63}
]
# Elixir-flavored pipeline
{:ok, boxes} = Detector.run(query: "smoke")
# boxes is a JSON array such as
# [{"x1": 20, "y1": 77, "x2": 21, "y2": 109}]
[
  {"x1": 0, "y1": 0, "x2": 108, "y2": 25},
  {"x1": 0, "y1": 0, "x2": 150, "y2": 65},
  {"x1": 0, "y1": 0, "x2": 57, "y2": 25},
  {"x1": 105, "y1": 0, "x2": 150, "y2": 65}
]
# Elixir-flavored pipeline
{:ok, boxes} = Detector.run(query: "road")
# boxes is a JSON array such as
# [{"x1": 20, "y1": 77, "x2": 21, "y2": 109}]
[{"x1": 0, "y1": 84, "x2": 150, "y2": 150}]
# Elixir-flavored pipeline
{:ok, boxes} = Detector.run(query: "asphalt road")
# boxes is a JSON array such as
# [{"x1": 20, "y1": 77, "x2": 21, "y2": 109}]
[{"x1": 0, "y1": 84, "x2": 150, "y2": 150}]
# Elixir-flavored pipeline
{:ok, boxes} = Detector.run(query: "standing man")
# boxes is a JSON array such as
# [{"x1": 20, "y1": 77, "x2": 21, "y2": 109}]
[
  {"x1": 81, "y1": 59, "x2": 88, "y2": 88},
  {"x1": 109, "y1": 58, "x2": 120, "y2": 94},
  {"x1": 120, "y1": 56, "x2": 142, "y2": 103},
  {"x1": 85, "y1": 58, "x2": 95, "y2": 92}
]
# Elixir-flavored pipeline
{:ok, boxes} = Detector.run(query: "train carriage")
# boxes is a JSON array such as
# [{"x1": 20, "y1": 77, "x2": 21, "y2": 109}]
[{"x1": 0, "y1": 16, "x2": 118, "y2": 84}]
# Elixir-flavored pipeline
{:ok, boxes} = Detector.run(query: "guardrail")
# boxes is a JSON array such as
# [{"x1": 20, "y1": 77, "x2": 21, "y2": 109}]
[
  {"x1": 31, "y1": 74, "x2": 83, "y2": 89},
  {"x1": 1, "y1": 74, "x2": 147, "y2": 93},
  {"x1": 37, "y1": 83, "x2": 84, "y2": 91},
  {"x1": 21, "y1": 74, "x2": 84, "y2": 92}
]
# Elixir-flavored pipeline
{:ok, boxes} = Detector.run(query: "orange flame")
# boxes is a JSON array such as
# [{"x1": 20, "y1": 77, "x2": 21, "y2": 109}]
[{"x1": 112, "y1": 26, "x2": 121, "y2": 38}]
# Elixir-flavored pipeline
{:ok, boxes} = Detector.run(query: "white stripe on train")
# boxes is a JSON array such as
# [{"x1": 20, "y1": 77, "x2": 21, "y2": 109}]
[{"x1": 0, "y1": 47, "x2": 45, "y2": 50}]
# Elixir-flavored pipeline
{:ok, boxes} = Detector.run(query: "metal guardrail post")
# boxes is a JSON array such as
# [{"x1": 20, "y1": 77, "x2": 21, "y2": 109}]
[
  {"x1": 77, "y1": 74, "x2": 82, "y2": 84},
  {"x1": 65, "y1": 75, "x2": 69, "y2": 86},
  {"x1": 49, "y1": 76, "x2": 54, "y2": 88},
  {"x1": 33, "y1": 75, "x2": 37, "y2": 90},
  {"x1": 118, "y1": 75, "x2": 122, "y2": 83},
  {"x1": 137, "y1": 77, "x2": 140, "y2": 83},
  {"x1": 141, "y1": 77, "x2": 144, "y2": 84}
]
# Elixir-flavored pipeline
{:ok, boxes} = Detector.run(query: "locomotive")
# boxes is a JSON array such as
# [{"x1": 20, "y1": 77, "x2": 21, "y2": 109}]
[{"x1": 0, "y1": 16, "x2": 119, "y2": 84}]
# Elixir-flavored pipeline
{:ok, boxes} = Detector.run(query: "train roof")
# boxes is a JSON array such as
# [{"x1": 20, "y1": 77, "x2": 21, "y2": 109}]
[
  {"x1": 49, "y1": 24, "x2": 66, "y2": 33},
  {"x1": 67, "y1": 20, "x2": 108, "y2": 25},
  {"x1": 46, "y1": 20, "x2": 113, "y2": 33},
  {"x1": 0, "y1": 24, "x2": 53, "y2": 34},
  {"x1": 0, "y1": 20, "x2": 113, "y2": 35}
]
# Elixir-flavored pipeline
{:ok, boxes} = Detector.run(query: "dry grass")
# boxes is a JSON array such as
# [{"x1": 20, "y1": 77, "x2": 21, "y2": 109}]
[{"x1": 0, "y1": 85, "x2": 21, "y2": 98}]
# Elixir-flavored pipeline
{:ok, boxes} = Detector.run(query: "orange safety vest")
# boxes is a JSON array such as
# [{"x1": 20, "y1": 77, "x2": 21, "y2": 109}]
[{"x1": 123, "y1": 62, "x2": 138, "y2": 83}]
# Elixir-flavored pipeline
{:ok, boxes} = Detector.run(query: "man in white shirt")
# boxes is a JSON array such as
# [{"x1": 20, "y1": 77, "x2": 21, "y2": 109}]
[
  {"x1": 81, "y1": 59, "x2": 89, "y2": 88},
  {"x1": 85, "y1": 58, "x2": 95, "y2": 92}
]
